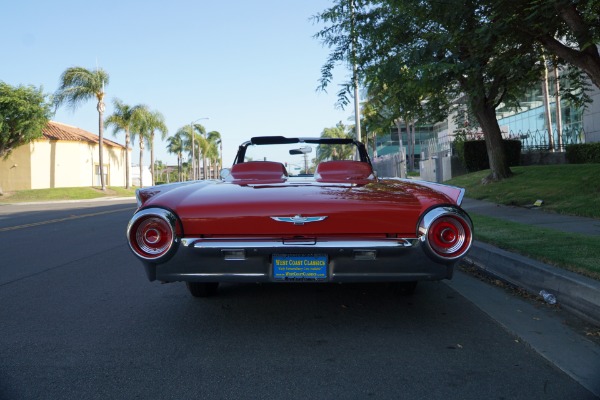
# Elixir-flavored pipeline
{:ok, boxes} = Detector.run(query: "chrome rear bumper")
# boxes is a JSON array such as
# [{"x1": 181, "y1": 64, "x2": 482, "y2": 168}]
[{"x1": 137, "y1": 237, "x2": 457, "y2": 283}]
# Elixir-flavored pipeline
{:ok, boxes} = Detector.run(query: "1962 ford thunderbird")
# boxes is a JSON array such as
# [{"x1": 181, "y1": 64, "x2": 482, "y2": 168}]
[{"x1": 127, "y1": 136, "x2": 473, "y2": 297}]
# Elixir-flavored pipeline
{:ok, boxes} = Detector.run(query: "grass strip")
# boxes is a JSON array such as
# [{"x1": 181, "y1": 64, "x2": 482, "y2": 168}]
[
  {"x1": 471, "y1": 213, "x2": 600, "y2": 280},
  {"x1": 448, "y1": 164, "x2": 600, "y2": 219},
  {"x1": 0, "y1": 187, "x2": 136, "y2": 203}
]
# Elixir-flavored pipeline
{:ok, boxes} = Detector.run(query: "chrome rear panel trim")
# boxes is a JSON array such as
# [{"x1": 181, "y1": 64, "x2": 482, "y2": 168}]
[{"x1": 184, "y1": 238, "x2": 415, "y2": 249}]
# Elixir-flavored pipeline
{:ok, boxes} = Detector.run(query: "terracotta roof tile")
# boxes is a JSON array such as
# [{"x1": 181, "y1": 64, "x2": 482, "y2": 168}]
[{"x1": 42, "y1": 121, "x2": 126, "y2": 149}]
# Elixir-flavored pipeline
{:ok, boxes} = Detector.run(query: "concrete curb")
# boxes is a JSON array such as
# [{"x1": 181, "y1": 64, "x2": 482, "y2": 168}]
[{"x1": 465, "y1": 241, "x2": 600, "y2": 327}]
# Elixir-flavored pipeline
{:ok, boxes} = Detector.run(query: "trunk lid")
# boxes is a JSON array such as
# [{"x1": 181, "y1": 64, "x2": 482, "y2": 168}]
[{"x1": 141, "y1": 179, "x2": 459, "y2": 236}]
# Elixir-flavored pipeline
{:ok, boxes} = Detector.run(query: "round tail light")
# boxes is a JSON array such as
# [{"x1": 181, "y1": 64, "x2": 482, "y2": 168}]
[
  {"x1": 419, "y1": 207, "x2": 473, "y2": 260},
  {"x1": 127, "y1": 208, "x2": 178, "y2": 261}
]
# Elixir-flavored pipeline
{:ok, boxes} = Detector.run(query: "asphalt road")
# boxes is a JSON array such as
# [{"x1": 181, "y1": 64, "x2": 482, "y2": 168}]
[{"x1": 0, "y1": 200, "x2": 597, "y2": 400}]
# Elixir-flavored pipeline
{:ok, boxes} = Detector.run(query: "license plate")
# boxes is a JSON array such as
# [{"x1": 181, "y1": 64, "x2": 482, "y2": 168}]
[{"x1": 272, "y1": 254, "x2": 328, "y2": 281}]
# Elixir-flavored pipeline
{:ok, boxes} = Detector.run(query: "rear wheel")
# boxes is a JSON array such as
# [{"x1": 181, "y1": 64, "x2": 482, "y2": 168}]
[
  {"x1": 390, "y1": 281, "x2": 418, "y2": 296},
  {"x1": 186, "y1": 282, "x2": 219, "y2": 297}
]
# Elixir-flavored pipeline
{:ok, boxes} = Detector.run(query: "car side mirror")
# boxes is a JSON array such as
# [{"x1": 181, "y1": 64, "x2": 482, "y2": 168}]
[{"x1": 220, "y1": 168, "x2": 231, "y2": 180}]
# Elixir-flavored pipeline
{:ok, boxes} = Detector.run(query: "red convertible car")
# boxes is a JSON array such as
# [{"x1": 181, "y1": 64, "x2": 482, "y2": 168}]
[{"x1": 127, "y1": 136, "x2": 473, "y2": 297}]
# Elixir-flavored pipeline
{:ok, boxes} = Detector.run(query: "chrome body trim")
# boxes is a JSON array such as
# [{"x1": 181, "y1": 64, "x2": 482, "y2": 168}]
[
  {"x1": 418, "y1": 206, "x2": 473, "y2": 261},
  {"x1": 126, "y1": 208, "x2": 179, "y2": 261},
  {"x1": 457, "y1": 188, "x2": 466, "y2": 206},
  {"x1": 183, "y1": 238, "x2": 415, "y2": 249},
  {"x1": 270, "y1": 215, "x2": 328, "y2": 225}
]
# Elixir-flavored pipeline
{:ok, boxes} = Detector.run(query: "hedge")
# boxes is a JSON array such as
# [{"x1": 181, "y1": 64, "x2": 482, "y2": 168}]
[
  {"x1": 463, "y1": 139, "x2": 521, "y2": 172},
  {"x1": 566, "y1": 143, "x2": 600, "y2": 164}
]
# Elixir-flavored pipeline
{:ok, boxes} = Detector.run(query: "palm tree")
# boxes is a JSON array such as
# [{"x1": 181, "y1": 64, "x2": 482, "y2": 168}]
[
  {"x1": 177, "y1": 126, "x2": 194, "y2": 180},
  {"x1": 317, "y1": 122, "x2": 354, "y2": 162},
  {"x1": 206, "y1": 131, "x2": 222, "y2": 178},
  {"x1": 202, "y1": 139, "x2": 218, "y2": 179},
  {"x1": 192, "y1": 123, "x2": 207, "y2": 179},
  {"x1": 54, "y1": 66, "x2": 109, "y2": 190},
  {"x1": 146, "y1": 111, "x2": 168, "y2": 185},
  {"x1": 179, "y1": 123, "x2": 206, "y2": 179},
  {"x1": 154, "y1": 160, "x2": 167, "y2": 183},
  {"x1": 129, "y1": 105, "x2": 150, "y2": 187},
  {"x1": 135, "y1": 107, "x2": 168, "y2": 186},
  {"x1": 105, "y1": 99, "x2": 143, "y2": 189},
  {"x1": 167, "y1": 132, "x2": 185, "y2": 182}
]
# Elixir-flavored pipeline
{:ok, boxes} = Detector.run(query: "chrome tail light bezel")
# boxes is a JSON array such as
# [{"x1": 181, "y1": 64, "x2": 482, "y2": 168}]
[
  {"x1": 418, "y1": 206, "x2": 473, "y2": 262},
  {"x1": 127, "y1": 208, "x2": 180, "y2": 262}
]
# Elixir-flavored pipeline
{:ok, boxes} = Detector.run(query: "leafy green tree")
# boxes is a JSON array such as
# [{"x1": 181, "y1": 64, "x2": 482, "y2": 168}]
[
  {"x1": 54, "y1": 66, "x2": 109, "y2": 190},
  {"x1": 362, "y1": 66, "x2": 448, "y2": 170},
  {"x1": 360, "y1": 99, "x2": 385, "y2": 157},
  {"x1": 492, "y1": 0, "x2": 600, "y2": 89},
  {"x1": 316, "y1": 0, "x2": 543, "y2": 181},
  {"x1": 104, "y1": 99, "x2": 143, "y2": 188},
  {"x1": 0, "y1": 82, "x2": 52, "y2": 159}
]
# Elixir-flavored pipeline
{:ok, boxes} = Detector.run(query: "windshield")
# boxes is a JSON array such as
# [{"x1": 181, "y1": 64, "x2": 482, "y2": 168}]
[{"x1": 242, "y1": 141, "x2": 360, "y2": 176}]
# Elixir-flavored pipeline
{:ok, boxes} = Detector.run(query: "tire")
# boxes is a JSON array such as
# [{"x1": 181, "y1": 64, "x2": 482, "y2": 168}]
[
  {"x1": 390, "y1": 281, "x2": 418, "y2": 296},
  {"x1": 186, "y1": 282, "x2": 219, "y2": 297}
]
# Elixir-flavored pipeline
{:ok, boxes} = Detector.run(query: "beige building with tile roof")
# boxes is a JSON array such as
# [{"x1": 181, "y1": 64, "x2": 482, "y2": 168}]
[{"x1": 0, "y1": 121, "x2": 130, "y2": 192}]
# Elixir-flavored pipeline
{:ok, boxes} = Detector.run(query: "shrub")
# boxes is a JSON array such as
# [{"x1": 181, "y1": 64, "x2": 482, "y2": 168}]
[
  {"x1": 463, "y1": 140, "x2": 521, "y2": 172},
  {"x1": 566, "y1": 143, "x2": 600, "y2": 164}
]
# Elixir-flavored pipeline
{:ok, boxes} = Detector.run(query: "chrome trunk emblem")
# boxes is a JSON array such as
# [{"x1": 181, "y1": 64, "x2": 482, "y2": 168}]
[{"x1": 271, "y1": 215, "x2": 328, "y2": 225}]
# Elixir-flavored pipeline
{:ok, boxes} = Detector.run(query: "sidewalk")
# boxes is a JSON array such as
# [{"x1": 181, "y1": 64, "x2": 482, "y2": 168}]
[
  {"x1": 461, "y1": 198, "x2": 600, "y2": 326},
  {"x1": 462, "y1": 198, "x2": 600, "y2": 236}
]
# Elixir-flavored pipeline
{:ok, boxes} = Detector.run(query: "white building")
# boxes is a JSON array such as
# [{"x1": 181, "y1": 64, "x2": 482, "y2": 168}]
[{"x1": 0, "y1": 121, "x2": 129, "y2": 192}]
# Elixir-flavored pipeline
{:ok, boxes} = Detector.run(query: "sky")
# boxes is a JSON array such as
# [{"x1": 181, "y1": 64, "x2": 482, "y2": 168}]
[{"x1": 1, "y1": 0, "x2": 354, "y2": 167}]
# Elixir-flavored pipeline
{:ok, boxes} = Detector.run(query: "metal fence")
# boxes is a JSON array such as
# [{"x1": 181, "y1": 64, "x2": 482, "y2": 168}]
[
  {"x1": 373, "y1": 127, "x2": 585, "y2": 180},
  {"x1": 511, "y1": 128, "x2": 585, "y2": 152},
  {"x1": 421, "y1": 136, "x2": 453, "y2": 160},
  {"x1": 372, "y1": 152, "x2": 406, "y2": 178}
]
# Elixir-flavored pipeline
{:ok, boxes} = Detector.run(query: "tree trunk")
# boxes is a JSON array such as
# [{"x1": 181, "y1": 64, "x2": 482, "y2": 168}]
[
  {"x1": 97, "y1": 101, "x2": 106, "y2": 190},
  {"x1": 537, "y1": 34, "x2": 600, "y2": 89},
  {"x1": 372, "y1": 131, "x2": 378, "y2": 158},
  {"x1": 202, "y1": 138, "x2": 207, "y2": 180},
  {"x1": 541, "y1": 57, "x2": 555, "y2": 151},
  {"x1": 548, "y1": 3, "x2": 600, "y2": 89},
  {"x1": 139, "y1": 141, "x2": 144, "y2": 188},
  {"x1": 470, "y1": 98, "x2": 512, "y2": 182},
  {"x1": 553, "y1": 62, "x2": 563, "y2": 150},
  {"x1": 178, "y1": 153, "x2": 182, "y2": 182},
  {"x1": 219, "y1": 143, "x2": 223, "y2": 176},
  {"x1": 410, "y1": 120, "x2": 416, "y2": 172},
  {"x1": 150, "y1": 133, "x2": 155, "y2": 186},
  {"x1": 537, "y1": 2, "x2": 600, "y2": 88},
  {"x1": 125, "y1": 130, "x2": 131, "y2": 189},
  {"x1": 394, "y1": 119, "x2": 405, "y2": 178}
]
